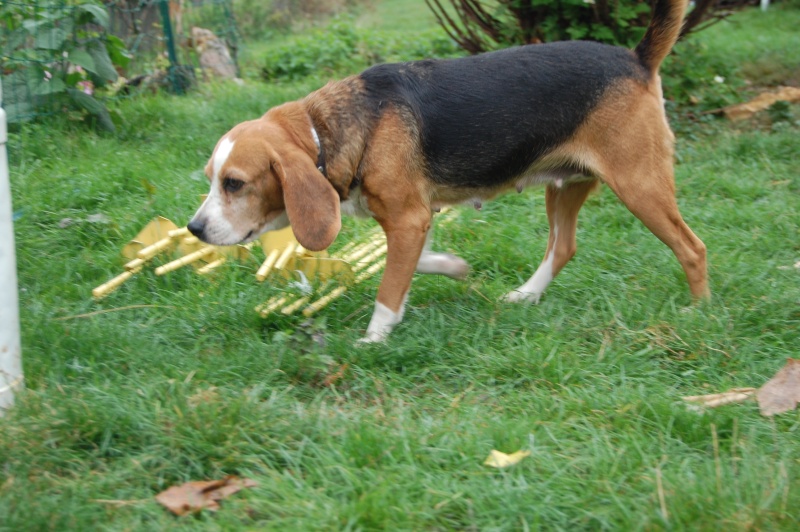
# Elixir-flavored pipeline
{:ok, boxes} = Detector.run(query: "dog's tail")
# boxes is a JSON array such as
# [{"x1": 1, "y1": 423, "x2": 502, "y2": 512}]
[{"x1": 634, "y1": 0, "x2": 689, "y2": 74}]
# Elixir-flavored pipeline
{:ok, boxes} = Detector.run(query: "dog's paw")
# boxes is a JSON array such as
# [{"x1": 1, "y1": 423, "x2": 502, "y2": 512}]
[
  {"x1": 355, "y1": 331, "x2": 388, "y2": 345},
  {"x1": 442, "y1": 255, "x2": 470, "y2": 280},
  {"x1": 501, "y1": 290, "x2": 542, "y2": 304},
  {"x1": 416, "y1": 252, "x2": 470, "y2": 280}
]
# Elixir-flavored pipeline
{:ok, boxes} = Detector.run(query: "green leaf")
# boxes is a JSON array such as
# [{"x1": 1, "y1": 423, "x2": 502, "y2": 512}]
[
  {"x1": 22, "y1": 19, "x2": 46, "y2": 32},
  {"x1": 67, "y1": 87, "x2": 105, "y2": 114},
  {"x1": 34, "y1": 26, "x2": 67, "y2": 50},
  {"x1": 5, "y1": 101, "x2": 34, "y2": 123},
  {"x1": 105, "y1": 35, "x2": 132, "y2": 69},
  {"x1": 66, "y1": 88, "x2": 116, "y2": 132},
  {"x1": 77, "y1": 3, "x2": 109, "y2": 29},
  {"x1": 3, "y1": 28, "x2": 28, "y2": 55},
  {"x1": 87, "y1": 40, "x2": 118, "y2": 82},
  {"x1": 33, "y1": 76, "x2": 66, "y2": 96},
  {"x1": 68, "y1": 49, "x2": 97, "y2": 75},
  {"x1": 0, "y1": 70, "x2": 27, "y2": 100},
  {"x1": 592, "y1": 26, "x2": 616, "y2": 43},
  {"x1": 566, "y1": 26, "x2": 588, "y2": 40}
]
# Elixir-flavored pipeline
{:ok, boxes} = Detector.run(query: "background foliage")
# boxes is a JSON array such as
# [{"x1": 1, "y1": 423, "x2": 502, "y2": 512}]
[
  {"x1": 261, "y1": 18, "x2": 461, "y2": 81},
  {"x1": 425, "y1": 0, "x2": 759, "y2": 53},
  {"x1": 1, "y1": 1, "x2": 129, "y2": 130}
]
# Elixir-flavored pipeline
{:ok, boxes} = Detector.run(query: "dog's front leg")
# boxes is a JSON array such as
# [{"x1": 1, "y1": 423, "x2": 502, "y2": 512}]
[{"x1": 360, "y1": 212, "x2": 430, "y2": 343}]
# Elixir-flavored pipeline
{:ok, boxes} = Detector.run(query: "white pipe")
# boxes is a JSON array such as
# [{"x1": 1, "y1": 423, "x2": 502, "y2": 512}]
[{"x1": 0, "y1": 79, "x2": 23, "y2": 414}]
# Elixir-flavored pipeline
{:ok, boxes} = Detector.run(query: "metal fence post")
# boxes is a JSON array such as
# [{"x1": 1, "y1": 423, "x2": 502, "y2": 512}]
[
  {"x1": 158, "y1": 0, "x2": 186, "y2": 94},
  {"x1": 0, "y1": 78, "x2": 24, "y2": 415}
]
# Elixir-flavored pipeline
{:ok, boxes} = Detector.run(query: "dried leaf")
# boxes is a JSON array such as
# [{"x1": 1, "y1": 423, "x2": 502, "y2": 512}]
[
  {"x1": 721, "y1": 86, "x2": 800, "y2": 121},
  {"x1": 86, "y1": 213, "x2": 111, "y2": 224},
  {"x1": 483, "y1": 449, "x2": 531, "y2": 468},
  {"x1": 322, "y1": 363, "x2": 349, "y2": 387},
  {"x1": 756, "y1": 359, "x2": 800, "y2": 417},
  {"x1": 155, "y1": 476, "x2": 257, "y2": 516},
  {"x1": 682, "y1": 388, "x2": 756, "y2": 408}
]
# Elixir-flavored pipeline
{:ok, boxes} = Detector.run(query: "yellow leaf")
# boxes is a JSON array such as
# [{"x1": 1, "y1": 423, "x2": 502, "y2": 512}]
[{"x1": 483, "y1": 449, "x2": 531, "y2": 468}]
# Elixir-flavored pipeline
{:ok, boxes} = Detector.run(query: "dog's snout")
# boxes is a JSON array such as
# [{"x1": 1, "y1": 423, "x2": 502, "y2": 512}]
[{"x1": 187, "y1": 219, "x2": 205, "y2": 238}]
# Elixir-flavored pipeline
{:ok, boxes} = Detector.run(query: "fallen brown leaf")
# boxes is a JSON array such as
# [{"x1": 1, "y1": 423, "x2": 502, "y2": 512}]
[
  {"x1": 155, "y1": 476, "x2": 257, "y2": 516},
  {"x1": 756, "y1": 359, "x2": 800, "y2": 417},
  {"x1": 721, "y1": 86, "x2": 800, "y2": 121},
  {"x1": 682, "y1": 388, "x2": 756, "y2": 408},
  {"x1": 322, "y1": 363, "x2": 349, "y2": 387}
]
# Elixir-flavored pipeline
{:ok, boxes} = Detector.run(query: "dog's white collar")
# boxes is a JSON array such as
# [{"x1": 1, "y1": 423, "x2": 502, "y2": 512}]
[
  {"x1": 310, "y1": 125, "x2": 326, "y2": 176},
  {"x1": 311, "y1": 126, "x2": 321, "y2": 151}
]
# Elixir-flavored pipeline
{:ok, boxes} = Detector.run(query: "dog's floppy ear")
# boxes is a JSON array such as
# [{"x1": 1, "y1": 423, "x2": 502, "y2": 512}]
[{"x1": 272, "y1": 148, "x2": 341, "y2": 251}]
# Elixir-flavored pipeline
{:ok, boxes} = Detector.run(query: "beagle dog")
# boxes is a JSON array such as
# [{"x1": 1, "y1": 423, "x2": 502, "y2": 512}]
[{"x1": 188, "y1": 0, "x2": 709, "y2": 343}]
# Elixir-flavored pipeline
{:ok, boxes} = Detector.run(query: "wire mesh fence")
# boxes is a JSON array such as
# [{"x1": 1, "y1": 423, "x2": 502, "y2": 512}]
[{"x1": 1, "y1": 0, "x2": 239, "y2": 126}]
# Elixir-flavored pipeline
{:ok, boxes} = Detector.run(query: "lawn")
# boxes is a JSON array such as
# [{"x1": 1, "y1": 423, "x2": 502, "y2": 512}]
[{"x1": 1, "y1": 2, "x2": 799, "y2": 530}]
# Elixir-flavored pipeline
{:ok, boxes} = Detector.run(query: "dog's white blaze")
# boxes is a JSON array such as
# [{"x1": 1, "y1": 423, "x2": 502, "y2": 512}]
[
  {"x1": 212, "y1": 137, "x2": 235, "y2": 179},
  {"x1": 191, "y1": 136, "x2": 237, "y2": 244}
]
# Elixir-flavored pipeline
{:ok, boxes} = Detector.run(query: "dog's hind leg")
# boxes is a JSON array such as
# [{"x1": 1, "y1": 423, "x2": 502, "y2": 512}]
[
  {"x1": 602, "y1": 166, "x2": 709, "y2": 300},
  {"x1": 503, "y1": 179, "x2": 598, "y2": 303}
]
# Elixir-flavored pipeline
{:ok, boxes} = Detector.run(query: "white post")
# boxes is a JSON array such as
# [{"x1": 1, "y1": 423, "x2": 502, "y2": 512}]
[{"x1": 0, "y1": 79, "x2": 23, "y2": 414}]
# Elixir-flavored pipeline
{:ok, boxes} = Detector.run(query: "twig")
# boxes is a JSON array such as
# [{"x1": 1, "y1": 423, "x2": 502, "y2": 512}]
[
  {"x1": 54, "y1": 305, "x2": 176, "y2": 321},
  {"x1": 342, "y1": 304, "x2": 371, "y2": 323},
  {"x1": 91, "y1": 499, "x2": 148, "y2": 506},
  {"x1": 655, "y1": 463, "x2": 668, "y2": 523},
  {"x1": 731, "y1": 418, "x2": 739, "y2": 476},
  {"x1": 469, "y1": 285, "x2": 493, "y2": 304},
  {"x1": 711, "y1": 423, "x2": 722, "y2": 495}
]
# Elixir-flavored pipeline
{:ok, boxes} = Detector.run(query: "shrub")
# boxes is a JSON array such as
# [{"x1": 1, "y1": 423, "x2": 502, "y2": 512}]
[
  {"x1": 425, "y1": 0, "x2": 757, "y2": 54},
  {"x1": 260, "y1": 18, "x2": 462, "y2": 82},
  {"x1": 233, "y1": 0, "x2": 367, "y2": 40},
  {"x1": 0, "y1": 1, "x2": 130, "y2": 131},
  {"x1": 661, "y1": 40, "x2": 743, "y2": 112}
]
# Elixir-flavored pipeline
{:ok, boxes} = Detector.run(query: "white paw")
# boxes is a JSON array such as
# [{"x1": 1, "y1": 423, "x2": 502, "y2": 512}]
[
  {"x1": 356, "y1": 330, "x2": 388, "y2": 345},
  {"x1": 501, "y1": 290, "x2": 542, "y2": 304},
  {"x1": 442, "y1": 255, "x2": 470, "y2": 280},
  {"x1": 416, "y1": 252, "x2": 470, "y2": 280}
]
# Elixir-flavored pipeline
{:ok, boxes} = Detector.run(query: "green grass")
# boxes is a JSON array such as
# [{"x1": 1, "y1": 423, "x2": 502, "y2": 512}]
[
  {"x1": 690, "y1": 5, "x2": 800, "y2": 85},
  {"x1": 357, "y1": 0, "x2": 441, "y2": 32},
  {"x1": 2, "y1": 4, "x2": 800, "y2": 530}
]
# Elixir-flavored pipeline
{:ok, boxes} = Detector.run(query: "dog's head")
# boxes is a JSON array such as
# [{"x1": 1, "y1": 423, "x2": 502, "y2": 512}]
[{"x1": 187, "y1": 104, "x2": 341, "y2": 251}]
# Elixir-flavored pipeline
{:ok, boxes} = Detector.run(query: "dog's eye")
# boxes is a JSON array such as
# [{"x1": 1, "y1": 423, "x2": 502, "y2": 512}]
[{"x1": 223, "y1": 178, "x2": 244, "y2": 193}]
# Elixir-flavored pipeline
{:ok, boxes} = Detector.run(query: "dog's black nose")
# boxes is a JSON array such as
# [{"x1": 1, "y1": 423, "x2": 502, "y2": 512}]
[{"x1": 187, "y1": 219, "x2": 205, "y2": 238}]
